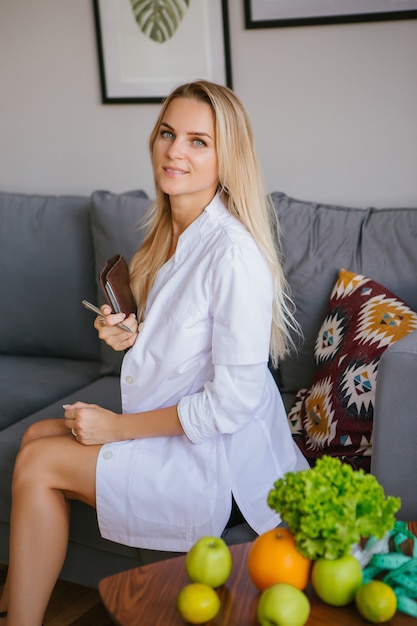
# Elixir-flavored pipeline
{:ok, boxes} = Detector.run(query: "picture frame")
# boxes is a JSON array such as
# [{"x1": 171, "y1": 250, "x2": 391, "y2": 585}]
[
  {"x1": 244, "y1": 0, "x2": 417, "y2": 28},
  {"x1": 93, "y1": 0, "x2": 232, "y2": 104}
]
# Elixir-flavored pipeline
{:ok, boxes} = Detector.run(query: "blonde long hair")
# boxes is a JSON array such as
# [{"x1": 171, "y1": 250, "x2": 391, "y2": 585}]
[{"x1": 130, "y1": 80, "x2": 299, "y2": 366}]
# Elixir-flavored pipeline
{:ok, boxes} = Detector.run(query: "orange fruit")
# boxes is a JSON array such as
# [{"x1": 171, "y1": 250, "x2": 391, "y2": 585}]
[{"x1": 247, "y1": 527, "x2": 311, "y2": 591}]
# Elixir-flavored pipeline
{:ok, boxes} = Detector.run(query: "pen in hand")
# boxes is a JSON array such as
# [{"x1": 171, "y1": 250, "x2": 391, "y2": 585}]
[{"x1": 82, "y1": 300, "x2": 134, "y2": 333}]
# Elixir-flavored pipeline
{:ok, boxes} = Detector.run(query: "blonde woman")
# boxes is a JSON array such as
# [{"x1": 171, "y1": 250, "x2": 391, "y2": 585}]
[{"x1": 0, "y1": 81, "x2": 307, "y2": 625}]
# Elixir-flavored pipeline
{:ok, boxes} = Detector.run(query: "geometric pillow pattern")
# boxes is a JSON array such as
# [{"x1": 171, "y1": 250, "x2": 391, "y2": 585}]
[{"x1": 288, "y1": 269, "x2": 417, "y2": 471}]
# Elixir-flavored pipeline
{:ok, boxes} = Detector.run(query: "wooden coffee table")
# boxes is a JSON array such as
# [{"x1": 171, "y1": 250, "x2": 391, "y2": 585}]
[{"x1": 99, "y1": 521, "x2": 417, "y2": 626}]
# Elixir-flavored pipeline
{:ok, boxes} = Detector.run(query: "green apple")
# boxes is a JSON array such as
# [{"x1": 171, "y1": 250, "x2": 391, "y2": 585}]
[
  {"x1": 185, "y1": 536, "x2": 232, "y2": 588},
  {"x1": 257, "y1": 583, "x2": 310, "y2": 626},
  {"x1": 311, "y1": 554, "x2": 363, "y2": 606}
]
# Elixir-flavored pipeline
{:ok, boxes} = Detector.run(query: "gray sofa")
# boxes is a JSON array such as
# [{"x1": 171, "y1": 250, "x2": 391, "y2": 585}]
[{"x1": 0, "y1": 189, "x2": 416, "y2": 588}]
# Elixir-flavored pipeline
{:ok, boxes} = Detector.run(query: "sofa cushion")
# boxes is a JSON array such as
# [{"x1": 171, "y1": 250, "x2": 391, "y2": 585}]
[
  {"x1": 0, "y1": 355, "x2": 102, "y2": 431},
  {"x1": 90, "y1": 190, "x2": 153, "y2": 374},
  {"x1": 288, "y1": 269, "x2": 417, "y2": 470},
  {"x1": 0, "y1": 192, "x2": 101, "y2": 361},
  {"x1": 272, "y1": 192, "x2": 417, "y2": 395}
]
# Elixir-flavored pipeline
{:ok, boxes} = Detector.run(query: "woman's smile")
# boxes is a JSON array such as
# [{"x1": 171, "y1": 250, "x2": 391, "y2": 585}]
[{"x1": 163, "y1": 165, "x2": 188, "y2": 177}]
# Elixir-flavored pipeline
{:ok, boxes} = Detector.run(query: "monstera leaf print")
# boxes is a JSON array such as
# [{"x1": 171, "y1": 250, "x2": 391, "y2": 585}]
[{"x1": 129, "y1": 0, "x2": 190, "y2": 43}]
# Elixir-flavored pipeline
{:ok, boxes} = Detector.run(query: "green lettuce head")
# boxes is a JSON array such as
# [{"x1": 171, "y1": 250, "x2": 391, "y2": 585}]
[{"x1": 268, "y1": 456, "x2": 401, "y2": 560}]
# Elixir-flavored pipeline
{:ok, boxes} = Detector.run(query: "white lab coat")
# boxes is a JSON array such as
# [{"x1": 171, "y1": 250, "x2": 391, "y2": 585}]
[{"x1": 96, "y1": 194, "x2": 308, "y2": 551}]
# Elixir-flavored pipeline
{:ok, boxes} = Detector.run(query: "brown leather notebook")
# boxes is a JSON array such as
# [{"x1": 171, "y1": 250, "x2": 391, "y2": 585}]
[{"x1": 99, "y1": 254, "x2": 136, "y2": 316}]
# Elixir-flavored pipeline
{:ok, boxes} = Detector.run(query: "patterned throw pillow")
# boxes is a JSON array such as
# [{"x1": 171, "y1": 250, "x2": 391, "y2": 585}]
[{"x1": 288, "y1": 269, "x2": 417, "y2": 471}]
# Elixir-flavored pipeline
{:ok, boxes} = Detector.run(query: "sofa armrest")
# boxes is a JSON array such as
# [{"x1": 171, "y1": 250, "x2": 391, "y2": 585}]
[{"x1": 371, "y1": 329, "x2": 417, "y2": 520}]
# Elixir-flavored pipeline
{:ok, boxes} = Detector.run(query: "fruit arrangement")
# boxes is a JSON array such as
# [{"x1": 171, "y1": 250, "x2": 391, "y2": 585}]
[{"x1": 175, "y1": 457, "x2": 411, "y2": 625}]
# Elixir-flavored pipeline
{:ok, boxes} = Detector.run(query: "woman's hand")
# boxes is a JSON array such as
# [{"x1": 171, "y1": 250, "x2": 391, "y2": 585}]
[
  {"x1": 63, "y1": 402, "x2": 122, "y2": 445},
  {"x1": 94, "y1": 305, "x2": 139, "y2": 351}
]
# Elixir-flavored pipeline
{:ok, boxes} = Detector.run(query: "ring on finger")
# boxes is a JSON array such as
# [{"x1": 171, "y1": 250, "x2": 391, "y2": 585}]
[
  {"x1": 99, "y1": 317, "x2": 105, "y2": 327},
  {"x1": 71, "y1": 427, "x2": 78, "y2": 437}
]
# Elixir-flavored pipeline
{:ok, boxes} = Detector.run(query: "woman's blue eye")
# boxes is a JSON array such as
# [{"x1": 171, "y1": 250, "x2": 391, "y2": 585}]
[
  {"x1": 193, "y1": 138, "x2": 206, "y2": 147},
  {"x1": 161, "y1": 130, "x2": 174, "y2": 139}
]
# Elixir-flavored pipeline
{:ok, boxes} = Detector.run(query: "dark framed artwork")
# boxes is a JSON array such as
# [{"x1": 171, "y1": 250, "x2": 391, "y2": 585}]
[
  {"x1": 93, "y1": 0, "x2": 232, "y2": 104},
  {"x1": 244, "y1": 0, "x2": 417, "y2": 28}
]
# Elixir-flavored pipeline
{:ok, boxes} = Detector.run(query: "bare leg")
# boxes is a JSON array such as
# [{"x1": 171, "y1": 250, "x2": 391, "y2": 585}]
[
  {"x1": 0, "y1": 419, "x2": 70, "y2": 618},
  {"x1": 2, "y1": 435, "x2": 100, "y2": 626}
]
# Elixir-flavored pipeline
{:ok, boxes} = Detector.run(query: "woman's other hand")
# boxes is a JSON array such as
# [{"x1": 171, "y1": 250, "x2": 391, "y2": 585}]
[{"x1": 63, "y1": 402, "x2": 122, "y2": 445}]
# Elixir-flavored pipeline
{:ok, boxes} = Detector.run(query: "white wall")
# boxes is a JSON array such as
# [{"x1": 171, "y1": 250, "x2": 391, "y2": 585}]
[{"x1": 0, "y1": 0, "x2": 416, "y2": 207}]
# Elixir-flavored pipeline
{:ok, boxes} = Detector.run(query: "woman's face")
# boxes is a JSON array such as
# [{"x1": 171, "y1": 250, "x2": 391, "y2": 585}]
[{"x1": 152, "y1": 97, "x2": 219, "y2": 209}]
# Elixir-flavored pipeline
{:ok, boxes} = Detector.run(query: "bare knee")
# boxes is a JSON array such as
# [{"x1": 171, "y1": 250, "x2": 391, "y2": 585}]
[
  {"x1": 20, "y1": 422, "x2": 43, "y2": 449},
  {"x1": 20, "y1": 419, "x2": 67, "y2": 449},
  {"x1": 11, "y1": 443, "x2": 43, "y2": 500},
  {"x1": 12, "y1": 437, "x2": 97, "y2": 508}
]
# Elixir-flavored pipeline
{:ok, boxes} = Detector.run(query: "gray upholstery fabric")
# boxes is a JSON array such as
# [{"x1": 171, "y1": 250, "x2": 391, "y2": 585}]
[
  {"x1": 0, "y1": 355, "x2": 101, "y2": 430},
  {"x1": 371, "y1": 330, "x2": 417, "y2": 521},
  {"x1": 0, "y1": 192, "x2": 100, "y2": 360},
  {"x1": 90, "y1": 189, "x2": 152, "y2": 271},
  {"x1": 272, "y1": 192, "x2": 417, "y2": 395},
  {"x1": 90, "y1": 190, "x2": 153, "y2": 374}
]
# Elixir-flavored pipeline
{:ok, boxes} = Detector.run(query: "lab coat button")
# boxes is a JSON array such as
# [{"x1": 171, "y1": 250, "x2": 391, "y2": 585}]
[
  {"x1": 103, "y1": 450, "x2": 113, "y2": 460},
  {"x1": 125, "y1": 375, "x2": 134, "y2": 384}
]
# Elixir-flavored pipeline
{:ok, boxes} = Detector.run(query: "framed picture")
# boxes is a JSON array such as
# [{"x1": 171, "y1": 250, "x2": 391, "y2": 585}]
[
  {"x1": 93, "y1": 0, "x2": 232, "y2": 104},
  {"x1": 244, "y1": 0, "x2": 417, "y2": 28}
]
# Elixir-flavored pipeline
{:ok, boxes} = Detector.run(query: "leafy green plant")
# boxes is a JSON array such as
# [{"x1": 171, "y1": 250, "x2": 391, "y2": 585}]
[
  {"x1": 130, "y1": 0, "x2": 190, "y2": 43},
  {"x1": 268, "y1": 456, "x2": 401, "y2": 561}
]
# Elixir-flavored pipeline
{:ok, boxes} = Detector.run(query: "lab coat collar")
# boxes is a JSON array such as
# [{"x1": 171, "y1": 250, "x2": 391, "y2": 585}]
[{"x1": 173, "y1": 192, "x2": 228, "y2": 261}]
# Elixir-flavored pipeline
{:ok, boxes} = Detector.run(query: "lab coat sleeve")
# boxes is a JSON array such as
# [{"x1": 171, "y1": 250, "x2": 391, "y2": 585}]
[
  {"x1": 210, "y1": 244, "x2": 273, "y2": 365},
  {"x1": 178, "y1": 241, "x2": 276, "y2": 444},
  {"x1": 177, "y1": 362, "x2": 269, "y2": 444}
]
